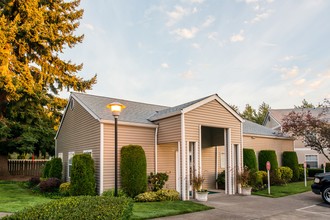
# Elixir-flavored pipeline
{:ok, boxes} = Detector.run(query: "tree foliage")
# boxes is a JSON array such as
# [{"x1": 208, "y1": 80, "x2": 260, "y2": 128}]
[
  {"x1": 0, "y1": 0, "x2": 96, "y2": 156},
  {"x1": 282, "y1": 105, "x2": 330, "y2": 162},
  {"x1": 241, "y1": 102, "x2": 271, "y2": 125}
]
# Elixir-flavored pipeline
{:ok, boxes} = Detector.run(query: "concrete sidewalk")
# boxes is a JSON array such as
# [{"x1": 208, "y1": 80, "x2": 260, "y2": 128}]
[
  {"x1": 156, "y1": 191, "x2": 330, "y2": 219},
  {"x1": 0, "y1": 212, "x2": 12, "y2": 218}
]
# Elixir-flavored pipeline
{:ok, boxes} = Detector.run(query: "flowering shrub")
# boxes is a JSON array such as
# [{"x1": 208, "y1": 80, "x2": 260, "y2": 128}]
[
  {"x1": 59, "y1": 182, "x2": 70, "y2": 196},
  {"x1": 148, "y1": 172, "x2": 169, "y2": 191},
  {"x1": 134, "y1": 189, "x2": 180, "y2": 202}
]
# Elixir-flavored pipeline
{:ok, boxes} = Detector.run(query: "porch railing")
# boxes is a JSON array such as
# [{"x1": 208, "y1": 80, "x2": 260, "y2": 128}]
[{"x1": 8, "y1": 159, "x2": 49, "y2": 176}]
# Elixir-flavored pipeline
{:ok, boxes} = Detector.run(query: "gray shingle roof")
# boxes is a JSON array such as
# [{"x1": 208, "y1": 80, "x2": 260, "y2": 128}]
[
  {"x1": 72, "y1": 92, "x2": 168, "y2": 125},
  {"x1": 243, "y1": 120, "x2": 289, "y2": 138}
]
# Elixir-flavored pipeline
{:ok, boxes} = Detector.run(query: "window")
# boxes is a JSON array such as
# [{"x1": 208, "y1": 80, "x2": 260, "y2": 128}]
[
  {"x1": 58, "y1": 152, "x2": 63, "y2": 160},
  {"x1": 306, "y1": 155, "x2": 318, "y2": 168},
  {"x1": 69, "y1": 99, "x2": 75, "y2": 110},
  {"x1": 220, "y1": 152, "x2": 226, "y2": 168},
  {"x1": 68, "y1": 152, "x2": 75, "y2": 180},
  {"x1": 83, "y1": 149, "x2": 92, "y2": 157}
]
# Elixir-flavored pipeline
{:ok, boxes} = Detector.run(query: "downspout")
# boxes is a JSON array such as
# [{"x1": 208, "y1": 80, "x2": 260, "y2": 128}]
[
  {"x1": 239, "y1": 122, "x2": 244, "y2": 194},
  {"x1": 181, "y1": 111, "x2": 186, "y2": 200},
  {"x1": 54, "y1": 138, "x2": 57, "y2": 157},
  {"x1": 154, "y1": 127, "x2": 158, "y2": 173},
  {"x1": 100, "y1": 123, "x2": 104, "y2": 195}
]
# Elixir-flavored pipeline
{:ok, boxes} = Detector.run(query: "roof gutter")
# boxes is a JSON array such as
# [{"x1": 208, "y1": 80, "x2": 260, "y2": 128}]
[{"x1": 99, "y1": 119, "x2": 158, "y2": 128}]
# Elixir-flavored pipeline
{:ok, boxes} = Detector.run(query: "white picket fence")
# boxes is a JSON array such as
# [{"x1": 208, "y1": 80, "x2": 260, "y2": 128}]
[{"x1": 8, "y1": 159, "x2": 49, "y2": 176}]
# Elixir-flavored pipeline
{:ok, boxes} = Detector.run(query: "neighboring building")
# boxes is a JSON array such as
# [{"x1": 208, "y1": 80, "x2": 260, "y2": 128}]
[
  {"x1": 55, "y1": 92, "x2": 294, "y2": 199},
  {"x1": 264, "y1": 108, "x2": 330, "y2": 168}
]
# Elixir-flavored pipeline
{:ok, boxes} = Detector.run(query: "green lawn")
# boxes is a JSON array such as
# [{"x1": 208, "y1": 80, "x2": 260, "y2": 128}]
[
  {"x1": 0, "y1": 181, "x2": 52, "y2": 212},
  {"x1": 252, "y1": 180, "x2": 314, "y2": 198},
  {"x1": 0, "y1": 181, "x2": 212, "y2": 219},
  {"x1": 131, "y1": 201, "x2": 213, "y2": 219}
]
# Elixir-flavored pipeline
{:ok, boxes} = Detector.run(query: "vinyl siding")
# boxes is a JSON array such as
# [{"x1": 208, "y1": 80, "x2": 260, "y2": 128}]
[
  {"x1": 185, "y1": 100, "x2": 241, "y2": 144},
  {"x1": 56, "y1": 99, "x2": 100, "y2": 188},
  {"x1": 202, "y1": 146, "x2": 217, "y2": 189},
  {"x1": 157, "y1": 143, "x2": 178, "y2": 189},
  {"x1": 103, "y1": 124, "x2": 155, "y2": 191},
  {"x1": 264, "y1": 116, "x2": 280, "y2": 130},
  {"x1": 243, "y1": 135, "x2": 294, "y2": 167},
  {"x1": 156, "y1": 115, "x2": 181, "y2": 144}
]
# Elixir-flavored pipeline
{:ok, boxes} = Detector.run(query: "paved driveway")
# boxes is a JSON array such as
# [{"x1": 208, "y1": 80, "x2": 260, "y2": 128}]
[{"x1": 157, "y1": 191, "x2": 330, "y2": 220}]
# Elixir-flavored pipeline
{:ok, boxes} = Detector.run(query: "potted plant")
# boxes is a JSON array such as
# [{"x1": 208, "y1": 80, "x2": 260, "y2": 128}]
[
  {"x1": 192, "y1": 174, "x2": 208, "y2": 201},
  {"x1": 237, "y1": 166, "x2": 252, "y2": 196}
]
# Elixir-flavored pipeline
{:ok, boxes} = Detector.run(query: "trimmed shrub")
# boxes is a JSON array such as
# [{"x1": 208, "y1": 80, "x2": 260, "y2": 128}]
[
  {"x1": 70, "y1": 154, "x2": 95, "y2": 196},
  {"x1": 102, "y1": 188, "x2": 127, "y2": 197},
  {"x1": 134, "y1": 189, "x2": 180, "y2": 202},
  {"x1": 258, "y1": 150, "x2": 278, "y2": 171},
  {"x1": 308, "y1": 168, "x2": 324, "y2": 177},
  {"x1": 49, "y1": 158, "x2": 62, "y2": 180},
  {"x1": 148, "y1": 172, "x2": 169, "y2": 191},
  {"x1": 121, "y1": 145, "x2": 147, "y2": 197},
  {"x1": 216, "y1": 171, "x2": 225, "y2": 190},
  {"x1": 243, "y1": 148, "x2": 258, "y2": 171},
  {"x1": 277, "y1": 166, "x2": 293, "y2": 184},
  {"x1": 42, "y1": 161, "x2": 51, "y2": 178},
  {"x1": 321, "y1": 163, "x2": 330, "y2": 172},
  {"x1": 59, "y1": 182, "x2": 70, "y2": 196},
  {"x1": 39, "y1": 178, "x2": 61, "y2": 193},
  {"x1": 298, "y1": 167, "x2": 307, "y2": 181},
  {"x1": 3, "y1": 196, "x2": 133, "y2": 220},
  {"x1": 250, "y1": 171, "x2": 267, "y2": 190},
  {"x1": 282, "y1": 151, "x2": 299, "y2": 182}
]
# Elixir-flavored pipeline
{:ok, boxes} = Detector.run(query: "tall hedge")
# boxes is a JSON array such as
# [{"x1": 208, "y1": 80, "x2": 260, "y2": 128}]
[
  {"x1": 120, "y1": 145, "x2": 147, "y2": 198},
  {"x1": 243, "y1": 148, "x2": 258, "y2": 171},
  {"x1": 42, "y1": 160, "x2": 51, "y2": 178},
  {"x1": 282, "y1": 151, "x2": 299, "y2": 181},
  {"x1": 258, "y1": 150, "x2": 278, "y2": 171},
  {"x1": 70, "y1": 154, "x2": 95, "y2": 196},
  {"x1": 49, "y1": 158, "x2": 62, "y2": 180}
]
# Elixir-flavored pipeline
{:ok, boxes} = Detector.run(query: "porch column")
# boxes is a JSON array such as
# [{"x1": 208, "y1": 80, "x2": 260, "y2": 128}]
[{"x1": 181, "y1": 112, "x2": 187, "y2": 200}]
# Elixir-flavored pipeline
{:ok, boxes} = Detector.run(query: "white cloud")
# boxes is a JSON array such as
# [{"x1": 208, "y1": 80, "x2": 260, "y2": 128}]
[
  {"x1": 166, "y1": 6, "x2": 190, "y2": 26},
  {"x1": 173, "y1": 27, "x2": 199, "y2": 39},
  {"x1": 260, "y1": 42, "x2": 277, "y2": 47},
  {"x1": 187, "y1": 0, "x2": 204, "y2": 3},
  {"x1": 192, "y1": 43, "x2": 200, "y2": 49},
  {"x1": 274, "y1": 66, "x2": 299, "y2": 79},
  {"x1": 202, "y1": 16, "x2": 215, "y2": 27},
  {"x1": 230, "y1": 30, "x2": 245, "y2": 42},
  {"x1": 249, "y1": 10, "x2": 273, "y2": 23},
  {"x1": 309, "y1": 80, "x2": 322, "y2": 89},
  {"x1": 161, "y1": 63, "x2": 169, "y2": 68},
  {"x1": 244, "y1": 0, "x2": 259, "y2": 4},
  {"x1": 83, "y1": 23, "x2": 95, "y2": 30},
  {"x1": 294, "y1": 78, "x2": 306, "y2": 85},
  {"x1": 181, "y1": 70, "x2": 195, "y2": 79},
  {"x1": 281, "y1": 55, "x2": 295, "y2": 61},
  {"x1": 208, "y1": 32, "x2": 218, "y2": 41},
  {"x1": 192, "y1": 7, "x2": 198, "y2": 13}
]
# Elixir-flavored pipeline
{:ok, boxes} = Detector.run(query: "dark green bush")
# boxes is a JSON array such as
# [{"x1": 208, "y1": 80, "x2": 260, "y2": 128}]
[
  {"x1": 321, "y1": 163, "x2": 330, "y2": 172},
  {"x1": 39, "y1": 178, "x2": 61, "y2": 193},
  {"x1": 148, "y1": 172, "x2": 169, "y2": 191},
  {"x1": 282, "y1": 151, "x2": 299, "y2": 182},
  {"x1": 49, "y1": 158, "x2": 62, "y2": 179},
  {"x1": 216, "y1": 171, "x2": 225, "y2": 189},
  {"x1": 308, "y1": 168, "x2": 324, "y2": 177},
  {"x1": 134, "y1": 189, "x2": 180, "y2": 202},
  {"x1": 27, "y1": 177, "x2": 40, "y2": 188},
  {"x1": 258, "y1": 150, "x2": 278, "y2": 171},
  {"x1": 70, "y1": 154, "x2": 95, "y2": 196},
  {"x1": 121, "y1": 145, "x2": 147, "y2": 197},
  {"x1": 42, "y1": 161, "x2": 51, "y2": 178},
  {"x1": 3, "y1": 196, "x2": 133, "y2": 220},
  {"x1": 243, "y1": 148, "x2": 258, "y2": 171}
]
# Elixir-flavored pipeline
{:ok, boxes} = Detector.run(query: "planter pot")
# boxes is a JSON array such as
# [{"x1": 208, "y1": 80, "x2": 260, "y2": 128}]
[
  {"x1": 195, "y1": 191, "x2": 208, "y2": 201},
  {"x1": 241, "y1": 187, "x2": 252, "y2": 196}
]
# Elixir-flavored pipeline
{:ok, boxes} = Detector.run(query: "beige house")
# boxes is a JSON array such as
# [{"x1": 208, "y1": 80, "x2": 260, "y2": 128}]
[
  {"x1": 55, "y1": 93, "x2": 244, "y2": 200},
  {"x1": 56, "y1": 93, "x2": 295, "y2": 199},
  {"x1": 264, "y1": 108, "x2": 330, "y2": 168}
]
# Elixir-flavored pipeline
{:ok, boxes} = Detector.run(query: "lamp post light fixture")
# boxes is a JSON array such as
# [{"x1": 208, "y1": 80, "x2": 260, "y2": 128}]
[{"x1": 107, "y1": 102, "x2": 126, "y2": 197}]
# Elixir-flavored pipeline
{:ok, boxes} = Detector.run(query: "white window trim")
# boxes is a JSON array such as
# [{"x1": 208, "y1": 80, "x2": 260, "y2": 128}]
[
  {"x1": 305, "y1": 154, "x2": 318, "y2": 168},
  {"x1": 68, "y1": 152, "x2": 75, "y2": 180},
  {"x1": 58, "y1": 152, "x2": 63, "y2": 160}
]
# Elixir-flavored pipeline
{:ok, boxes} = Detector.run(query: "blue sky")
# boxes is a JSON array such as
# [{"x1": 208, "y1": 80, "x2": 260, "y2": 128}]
[{"x1": 62, "y1": 0, "x2": 330, "y2": 111}]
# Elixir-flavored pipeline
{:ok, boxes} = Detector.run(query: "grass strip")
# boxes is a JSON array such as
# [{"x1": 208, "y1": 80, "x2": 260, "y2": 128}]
[
  {"x1": 252, "y1": 180, "x2": 314, "y2": 198},
  {"x1": 131, "y1": 200, "x2": 213, "y2": 219}
]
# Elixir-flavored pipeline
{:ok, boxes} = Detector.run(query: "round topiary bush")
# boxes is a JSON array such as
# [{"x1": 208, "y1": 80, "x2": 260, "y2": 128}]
[
  {"x1": 282, "y1": 151, "x2": 299, "y2": 182},
  {"x1": 70, "y1": 154, "x2": 95, "y2": 196},
  {"x1": 49, "y1": 158, "x2": 62, "y2": 180},
  {"x1": 258, "y1": 150, "x2": 278, "y2": 171},
  {"x1": 120, "y1": 145, "x2": 147, "y2": 198},
  {"x1": 243, "y1": 148, "x2": 258, "y2": 171}
]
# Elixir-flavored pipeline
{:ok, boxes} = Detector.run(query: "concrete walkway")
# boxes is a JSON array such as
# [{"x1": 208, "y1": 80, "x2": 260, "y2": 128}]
[
  {"x1": 0, "y1": 212, "x2": 11, "y2": 218},
  {"x1": 156, "y1": 191, "x2": 330, "y2": 220}
]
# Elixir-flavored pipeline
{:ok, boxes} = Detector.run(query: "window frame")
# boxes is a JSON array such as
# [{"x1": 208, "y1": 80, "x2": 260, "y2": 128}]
[
  {"x1": 83, "y1": 149, "x2": 93, "y2": 157},
  {"x1": 305, "y1": 154, "x2": 318, "y2": 168},
  {"x1": 68, "y1": 152, "x2": 75, "y2": 180}
]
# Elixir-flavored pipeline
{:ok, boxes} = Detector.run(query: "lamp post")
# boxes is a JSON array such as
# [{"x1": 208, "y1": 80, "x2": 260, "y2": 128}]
[{"x1": 107, "y1": 102, "x2": 126, "y2": 197}]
